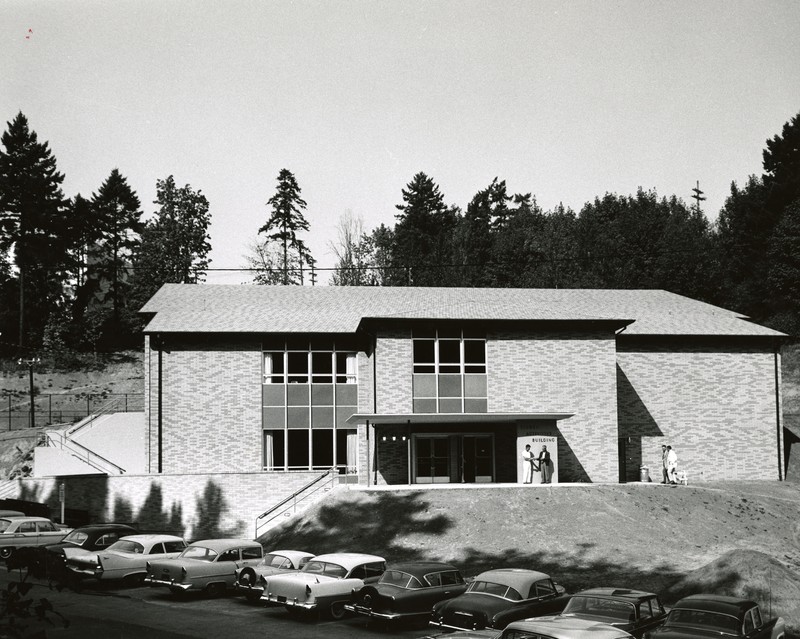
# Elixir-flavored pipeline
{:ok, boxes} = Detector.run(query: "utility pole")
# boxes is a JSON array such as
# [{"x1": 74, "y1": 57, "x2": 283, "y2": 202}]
[
  {"x1": 691, "y1": 181, "x2": 706, "y2": 215},
  {"x1": 18, "y1": 357, "x2": 40, "y2": 428}
]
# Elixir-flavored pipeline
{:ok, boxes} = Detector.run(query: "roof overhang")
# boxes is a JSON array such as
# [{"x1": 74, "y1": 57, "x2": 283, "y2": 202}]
[{"x1": 346, "y1": 412, "x2": 573, "y2": 425}]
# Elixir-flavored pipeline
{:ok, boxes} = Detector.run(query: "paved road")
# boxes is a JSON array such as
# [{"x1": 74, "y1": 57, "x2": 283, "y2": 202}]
[{"x1": 0, "y1": 568, "x2": 438, "y2": 639}]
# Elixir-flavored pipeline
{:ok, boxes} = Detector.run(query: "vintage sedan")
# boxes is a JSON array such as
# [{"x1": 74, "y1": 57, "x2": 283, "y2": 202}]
[
  {"x1": 347, "y1": 561, "x2": 468, "y2": 621},
  {"x1": 144, "y1": 538, "x2": 263, "y2": 596},
  {"x1": 560, "y1": 588, "x2": 668, "y2": 638},
  {"x1": 430, "y1": 568, "x2": 569, "y2": 630},
  {"x1": 644, "y1": 594, "x2": 785, "y2": 639},
  {"x1": 65, "y1": 534, "x2": 187, "y2": 585},
  {"x1": 0, "y1": 516, "x2": 70, "y2": 560},
  {"x1": 233, "y1": 550, "x2": 314, "y2": 602},
  {"x1": 498, "y1": 616, "x2": 634, "y2": 638},
  {"x1": 261, "y1": 552, "x2": 386, "y2": 619},
  {"x1": 37, "y1": 523, "x2": 138, "y2": 580}
]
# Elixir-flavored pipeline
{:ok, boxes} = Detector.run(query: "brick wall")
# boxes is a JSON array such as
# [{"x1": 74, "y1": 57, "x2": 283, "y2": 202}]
[
  {"x1": 7, "y1": 471, "x2": 324, "y2": 540},
  {"x1": 488, "y1": 328, "x2": 620, "y2": 482},
  {"x1": 618, "y1": 341, "x2": 782, "y2": 481},
  {"x1": 146, "y1": 337, "x2": 262, "y2": 474}
]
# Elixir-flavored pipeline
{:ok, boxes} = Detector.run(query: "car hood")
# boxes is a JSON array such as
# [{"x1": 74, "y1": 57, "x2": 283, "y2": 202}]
[
  {"x1": 650, "y1": 627, "x2": 737, "y2": 639},
  {"x1": 562, "y1": 613, "x2": 631, "y2": 629}
]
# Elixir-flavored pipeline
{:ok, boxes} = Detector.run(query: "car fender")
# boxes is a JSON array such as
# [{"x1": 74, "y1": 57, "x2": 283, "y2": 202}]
[{"x1": 309, "y1": 577, "x2": 365, "y2": 600}]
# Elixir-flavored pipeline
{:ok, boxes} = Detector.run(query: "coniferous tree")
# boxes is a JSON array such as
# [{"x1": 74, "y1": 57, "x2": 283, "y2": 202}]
[
  {"x1": 0, "y1": 112, "x2": 70, "y2": 348},
  {"x1": 129, "y1": 176, "x2": 211, "y2": 312},
  {"x1": 79, "y1": 169, "x2": 143, "y2": 342},
  {"x1": 259, "y1": 169, "x2": 314, "y2": 285}
]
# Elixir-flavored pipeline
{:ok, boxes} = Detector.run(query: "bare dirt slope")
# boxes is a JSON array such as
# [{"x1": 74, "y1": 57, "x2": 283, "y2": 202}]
[{"x1": 264, "y1": 481, "x2": 800, "y2": 634}]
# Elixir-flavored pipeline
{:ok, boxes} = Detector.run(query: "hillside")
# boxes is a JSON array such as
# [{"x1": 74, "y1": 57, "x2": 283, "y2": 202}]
[{"x1": 264, "y1": 481, "x2": 800, "y2": 634}]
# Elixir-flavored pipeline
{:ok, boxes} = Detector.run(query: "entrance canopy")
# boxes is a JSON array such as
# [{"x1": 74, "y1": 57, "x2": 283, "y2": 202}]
[{"x1": 347, "y1": 412, "x2": 573, "y2": 425}]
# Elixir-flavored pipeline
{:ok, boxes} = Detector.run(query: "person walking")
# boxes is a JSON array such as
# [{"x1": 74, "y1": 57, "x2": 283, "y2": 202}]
[
  {"x1": 521, "y1": 444, "x2": 535, "y2": 484},
  {"x1": 538, "y1": 445, "x2": 552, "y2": 484},
  {"x1": 661, "y1": 445, "x2": 669, "y2": 484},
  {"x1": 666, "y1": 445, "x2": 678, "y2": 484}
]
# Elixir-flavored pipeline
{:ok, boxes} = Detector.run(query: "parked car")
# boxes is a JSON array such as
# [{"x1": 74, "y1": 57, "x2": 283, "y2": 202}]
[
  {"x1": 430, "y1": 568, "x2": 569, "y2": 630},
  {"x1": 37, "y1": 523, "x2": 139, "y2": 580},
  {"x1": 262, "y1": 552, "x2": 386, "y2": 619},
  {"x1": 644, "y1": 594, "x2": 786, "y2": 639},
  {"x1": 144, "y1": 538, "x2": 263, "y2": 596},
  {"x1": 497, "y1": 615, "x2": 634, "y2": 639},
  {"x1": 233, "y1": 549, "x2": 314, "y2": 602},
  {"x1": 346, "y1": 561, "x2": 468, "y2": 622},
  {"x1": 0, "y1": 516, "x2": 70, "y2": 560},
  {"x1": 65, "y1": 534, "x2": 188, "y2": 585},
  {"x1": 560, "y1": 588, "x2": 668, "y2": 638}
]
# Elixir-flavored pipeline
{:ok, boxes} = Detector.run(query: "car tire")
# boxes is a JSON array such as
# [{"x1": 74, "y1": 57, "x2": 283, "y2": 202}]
[
  {"x1": 0, "y1": 547, "x2": 13, "y2": 560},
  {"x1": 329, "y1": 600, "x2": 347, "y2": 620},
  {"x1": 238, "y1": 567, "x2": 257, "y2": 587},
  {"x1": 205, "y1": 582, "x2": 226, "y2": 598},
  {"x1": 245, "y1": 590, "x2": 262, "y2": 604},
  {"x1": 122, "y1": 573, "x2": 145, "y2": 587}
]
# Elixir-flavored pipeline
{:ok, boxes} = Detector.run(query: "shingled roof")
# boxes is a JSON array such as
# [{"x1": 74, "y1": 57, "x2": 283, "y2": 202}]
[{"x1": 140, "y1": 284, "x2": 785, "y2": 338}]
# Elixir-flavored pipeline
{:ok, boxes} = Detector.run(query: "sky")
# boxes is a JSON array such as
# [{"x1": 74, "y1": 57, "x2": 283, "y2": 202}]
[{"x1": 4, "y1": 0, "x2": 800, "y2": 285}]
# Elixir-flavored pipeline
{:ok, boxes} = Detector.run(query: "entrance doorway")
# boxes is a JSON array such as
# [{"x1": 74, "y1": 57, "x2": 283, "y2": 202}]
[{"x1": 412, "y1": 434, "x2": 494, "y2": 484}]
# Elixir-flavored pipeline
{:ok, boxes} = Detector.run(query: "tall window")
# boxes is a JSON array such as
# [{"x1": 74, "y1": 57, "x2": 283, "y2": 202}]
[
  {"x1": 412, "y1": 328, "x2": 487, "y2": 413},
  {"x1": 262, "y1": 337, "x2": 358, "y2": 472}
]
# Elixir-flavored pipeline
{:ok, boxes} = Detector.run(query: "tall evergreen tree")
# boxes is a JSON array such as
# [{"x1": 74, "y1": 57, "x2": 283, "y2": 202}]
[
  {"x1": 763, "y1": 111, "x2": 800, "y2": 215},
  {"x1": 259, "y1": 169, "x2": 314, "y2": 285},
  {"x1": 80, "y1": 169, "x2": 143, "y2": 337},
  {"x1": 392, "y1": 172, "x2": 458, "y2": 286},
  {"x1": 0, "y1": 112, "x2": 70, "y2": 347},
  {"x1": 129, "y1": 176, "x2": 211, "y2": 311}
]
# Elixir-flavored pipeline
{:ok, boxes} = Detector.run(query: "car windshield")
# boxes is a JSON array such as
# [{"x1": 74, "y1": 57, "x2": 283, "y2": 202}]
[
  {"x1": 61, "y1": 530, "x2": 89, "y2": 545},
  {"x1": 263, "y1": 554, "x2": 291, "y2": 569},
  {"x1": 466, "y1": 580, "x2": 522, "y2": 601},
  {"x1": 179, "y1": 546, "x2": 219, "y2": 562},
  {"x1": 379, "y1": 570, "x2": 423, "y2": 589},
  {"x1": 0, "y1": 519, "x2": 12, "y2": 533},
  {"x1": 107, "y1": 540, "x2": 144, "y2": 554},
  {"x1": 666, "y1": 609, "x2": 741, "y2": 634},
  {"x1": 563, "y1": 596, "x2": 636, "y2": 622},
  {"x1": 302, "y1": 560, "x2": 347, "y2": 578}
]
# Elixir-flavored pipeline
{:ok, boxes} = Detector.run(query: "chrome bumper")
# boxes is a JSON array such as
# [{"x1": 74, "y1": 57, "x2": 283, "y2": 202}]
[
  {"x1": 143, "y1": 576, "x2": 192, "y2": 591},
  {"x1": 262, "y1": 594, "x2": 316, "y2": 610},
  {"x1": 345, "y1": 604, "x2": 410, "y2": 620}
]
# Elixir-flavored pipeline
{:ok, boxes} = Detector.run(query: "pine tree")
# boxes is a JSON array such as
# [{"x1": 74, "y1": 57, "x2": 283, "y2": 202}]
[
  {"x1": 259, "y1": 169, "x2": 314, "y2": 285},
  {"x1": 0, "y1": 112, "x2": 70, "y2": 347}
]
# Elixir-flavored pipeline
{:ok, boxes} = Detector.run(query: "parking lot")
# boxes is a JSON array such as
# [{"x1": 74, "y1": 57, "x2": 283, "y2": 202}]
[{"x1": 0, "y1": 568, "x2": 437, "y2": 639}]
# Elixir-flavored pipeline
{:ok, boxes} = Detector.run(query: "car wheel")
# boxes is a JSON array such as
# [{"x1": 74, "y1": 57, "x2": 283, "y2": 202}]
[
  {"x1": 122, "y1": 573, "x2": 145, "y2": 587},
  {"x1": 205, "y1": 582, "x2": 226, "y2": 598},
  {"x1": 329, "y1": 601, "x2": 347, "y2": 621},
  {"x1": 238, "y1": 567, "x2": 257, "y2": 586},
  {"x1": 0, "y1": 547, "x2": 13, "y2": 560},
  {"x1": 245, "y1": 590, "x2": 262, "y2": 604}
]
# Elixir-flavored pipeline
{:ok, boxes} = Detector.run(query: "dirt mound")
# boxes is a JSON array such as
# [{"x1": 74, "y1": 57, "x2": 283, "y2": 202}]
[{"x1": 665, "y1": 549, "x2": 800, "y2": 629}]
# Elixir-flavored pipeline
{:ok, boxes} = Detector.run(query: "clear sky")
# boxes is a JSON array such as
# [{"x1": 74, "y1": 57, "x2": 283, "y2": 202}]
[{"x1": 4, "y1": 0, "x2": 799, "y2": 284}]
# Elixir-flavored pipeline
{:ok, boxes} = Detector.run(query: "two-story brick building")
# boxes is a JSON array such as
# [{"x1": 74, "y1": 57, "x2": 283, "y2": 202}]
[{"x1": 140, "y1": 284, "x2": 787, "y2": 485}]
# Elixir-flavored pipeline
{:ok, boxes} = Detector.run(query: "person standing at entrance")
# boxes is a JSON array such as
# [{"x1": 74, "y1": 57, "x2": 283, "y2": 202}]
[
  {"x1": 538, "y1": 445, "x2": 552, "y2": 484},
  {"x1": 661, "y1": 445, "x2": 669, "y2": 484},
  {"x1": 666, "y1": 445, "x2": 678, "y2": 484},
  {"x1": 522, "y1": 444, "x2": 535, "y2": 483}
]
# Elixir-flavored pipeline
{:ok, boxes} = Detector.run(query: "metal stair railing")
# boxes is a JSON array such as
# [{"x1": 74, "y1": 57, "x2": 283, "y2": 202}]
[
  {"x1": 66, "y1": 396, "x2": 134, "y2": 437},
  {"x1": 43, "y1": 431, "x2": 126, "y2": 475},
  {"x1": 255, "y1": 468, "x2": 336, "y2": 538}
]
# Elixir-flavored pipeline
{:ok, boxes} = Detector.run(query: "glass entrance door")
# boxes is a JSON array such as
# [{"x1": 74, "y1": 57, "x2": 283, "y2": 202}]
[
  {"x1": 461, "y1": 436, "x2": 493, "y2": 483},
  {"x1": 414, "y1": 437, "x2": 450, "y2": 483}
]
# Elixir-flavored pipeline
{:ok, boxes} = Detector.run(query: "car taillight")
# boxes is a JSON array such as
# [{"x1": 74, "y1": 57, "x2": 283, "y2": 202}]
[
  {"x1": 181, "y1": 567, "x2": 187, "y2": 577},
  {"x1": 305, "y1": 585, "x2": 312, "y2": 595},
  {"x1": 96, "y1": 557, "x2": 104, "y2": 573}
]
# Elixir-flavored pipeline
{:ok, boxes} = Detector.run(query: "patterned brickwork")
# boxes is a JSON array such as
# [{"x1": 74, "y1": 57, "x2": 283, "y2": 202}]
[
  {"x1": 618, "y1": 344, "x2": 782, "y2": 481},
  {"x1": 487, "y1": 329, "x2": 620, "y2": 482},
  {"x1": 8, "y1": 471, "x2": 325, "y2": 539},
  {"x1": 146, "y1": 338, "x2": 262, "y2": 474},
  {"x1": 375, "y1": 328, "x2": 413, "y2": 414}
]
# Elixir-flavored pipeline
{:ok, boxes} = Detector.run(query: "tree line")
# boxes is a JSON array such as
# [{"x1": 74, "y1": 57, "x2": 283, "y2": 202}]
[{"x1": 0, "y1": 109, "x2": 797, "y2": 363}]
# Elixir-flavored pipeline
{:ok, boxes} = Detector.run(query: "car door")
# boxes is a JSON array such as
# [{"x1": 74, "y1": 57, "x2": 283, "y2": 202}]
[
  {"x1": 635, "y1": 598, "x2": 666, "y2": 637},
  {"x1": 520, "y1": 579, "x2": 563, "y2": 617},
  {"x1": 13, "y1": 521, "x2": 38, "y2": 548},
  {"x1": 35, "y1": 520, "x2": 66, "y2": 545}
]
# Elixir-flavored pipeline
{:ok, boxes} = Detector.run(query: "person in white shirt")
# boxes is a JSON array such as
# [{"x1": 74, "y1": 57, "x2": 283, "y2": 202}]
[
  {"x1": 666, "y1": 445, "x2": 678, "y2": 484},
  {"x1": 521, "y1": 444, "x2": 535, "y2": 484}
]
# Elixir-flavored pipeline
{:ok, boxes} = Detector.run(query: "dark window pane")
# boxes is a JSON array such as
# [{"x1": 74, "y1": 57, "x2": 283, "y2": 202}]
[
  {"x1": 413, "y1": 340, "x2": 435, "y2": 364},
  {"x1": 439, "y1": 340, "x2": 460, "y2": 365},
  {"x1": 287, "y1": 352, "x2": 308, "y2": 383},
  {"x1": 287, "y1": 430, "x2": 309, "y2": 467},
  {"x1": 464, "y1": 340, "x2": 485, "y2": 364},
  {"x1": 312, "y1": 352, "x2": 333, "y2": 379},
  {"x1": 265, "y1": 429, "x2": 285, "y2": 468},
  {"x1": 312, "y1": 429, "x2": 334, "y2": 467},
  {"x1": 336, "y1": 429, "x2": 356, "y2": 468}
]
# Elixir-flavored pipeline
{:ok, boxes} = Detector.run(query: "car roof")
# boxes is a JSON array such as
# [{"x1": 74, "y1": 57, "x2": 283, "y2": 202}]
[
  {"x1": 474, "y1": 568, "x2": 551, "y2": 593},
  {"x1": 0, "y1": 516, "x2": 52, "y2": 523},
  {"x1": 190, "y1": 538, "x2": 261, "y2": 551},
  {"x1": 267, "y1": 550, "x2": 314, "y2": 561},
  {"x1": 386, "y1": 561, "x2": 460, "y2": 578},
  {"x1": 673, "y1": 594, "x2": 756, "y2": 617},
  {"x1": 309, "y1": 553, "x2": 385, "y2": 569},
  {"x1": 117, "y1": 534, "x2": 185, "y2": 544},
  {"x1": 574, "y1": 588, "x2": 658, "y2": 603},
  {"x1": 73, "y1": 523, "x2": 137, "y2": 531},
  {"x1": 507, "y1": 615, "x2": 634, "y2": 638}
]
